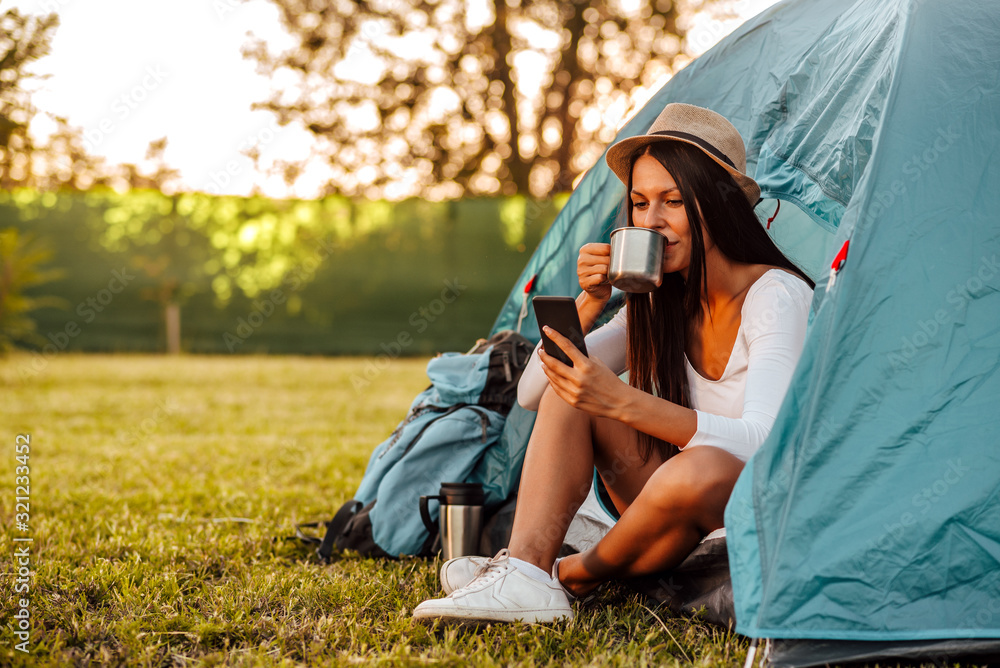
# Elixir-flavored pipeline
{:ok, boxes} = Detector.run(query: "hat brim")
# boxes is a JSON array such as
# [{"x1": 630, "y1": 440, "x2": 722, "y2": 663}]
[{"x1": 606, "y1": 135, "x2": 761, "y2": 206}]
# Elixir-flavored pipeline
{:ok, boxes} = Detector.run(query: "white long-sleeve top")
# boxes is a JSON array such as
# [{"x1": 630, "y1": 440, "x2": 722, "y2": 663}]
[{"x1": 517, "y1": 269, "x2": 813, "y2": 462}]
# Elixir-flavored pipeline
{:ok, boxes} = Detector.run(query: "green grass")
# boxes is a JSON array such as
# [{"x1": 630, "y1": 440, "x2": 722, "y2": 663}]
[{"x1": 0, "y1": 353, "x2": 891, "y2": 666}]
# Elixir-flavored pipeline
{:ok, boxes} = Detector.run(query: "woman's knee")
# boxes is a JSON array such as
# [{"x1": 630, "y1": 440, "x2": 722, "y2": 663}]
[
  {"x1": 537, "y1": 383, "x2": 585, "y2": 420},
  {"x1": 640, "y1": 446, "x2": 744, "y2": 516},
  {"x1": 531, "y1": 386, "x2": 592, "y2": 438}
]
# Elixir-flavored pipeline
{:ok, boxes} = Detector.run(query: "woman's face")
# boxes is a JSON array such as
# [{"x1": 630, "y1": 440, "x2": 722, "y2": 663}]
[{"x1": 629, "y1": 153, "x2": 697, "y2": 278}]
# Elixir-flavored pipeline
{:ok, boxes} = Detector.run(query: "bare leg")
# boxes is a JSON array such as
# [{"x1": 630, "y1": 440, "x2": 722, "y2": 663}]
[
  {"x1": 558, "y1": 446, "x2": 745, "y2": 595},
  {"x1": 506, "y1": 386, "x2": 666, "y2": 571},
  {"x1": 505, "y1": 387, "x2": 594, "y2": 570}
]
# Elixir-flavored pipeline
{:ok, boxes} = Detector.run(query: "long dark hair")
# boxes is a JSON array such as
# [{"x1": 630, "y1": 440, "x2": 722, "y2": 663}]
[{"x1": 624, "y1": 141, "x2": 814, "y2": 463}]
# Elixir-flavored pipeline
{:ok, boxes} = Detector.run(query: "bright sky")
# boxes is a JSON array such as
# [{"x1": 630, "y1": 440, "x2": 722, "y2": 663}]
[{"x1": 11, "y1": 0, "x2": 779, "y2": 199}]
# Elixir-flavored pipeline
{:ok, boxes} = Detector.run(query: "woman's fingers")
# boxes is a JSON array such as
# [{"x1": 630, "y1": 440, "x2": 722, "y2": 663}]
[
  {"x1": 580, "y1": 242, "x2": 611, "y2": 257},
  {"x1": 537, "y1": 347, "x2": 571, "y2": 396},
  {"x1": 538, "y1": 350, "x2": 583, "y2": 409},
  {"x1": 578, "y1": 243, "x2": 612, "y2": 297},
  {"x1": 579, "y1": 246, "x2": 611, "y2": 272},
  {"x1": 537, "y1": 341, "x2": 572, "y2": 379},
  {"x1": 542, "y1": 326, "x2": 587, "y2": 365},
  {"x1": 538, "y1": 327, "x2": 622, "y2": 418}
]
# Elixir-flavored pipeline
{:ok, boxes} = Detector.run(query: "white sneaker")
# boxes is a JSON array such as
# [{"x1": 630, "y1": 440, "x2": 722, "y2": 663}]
[
  {"x1": 440, "y1": 555, "x2": 490, "y2": 595},
  {"x1": 414, "y1": 549, "x2": 574, "y2": 624}
]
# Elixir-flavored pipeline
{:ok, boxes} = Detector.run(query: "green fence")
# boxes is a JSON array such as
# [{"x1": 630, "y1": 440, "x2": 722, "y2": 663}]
[{"x1": 1, "y1": 190, "x2": 563, "y2": 356}]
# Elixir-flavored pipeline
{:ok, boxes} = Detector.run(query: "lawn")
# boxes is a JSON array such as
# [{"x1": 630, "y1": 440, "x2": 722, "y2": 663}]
[{"x1": 2, "y1": 353, "x2": 754, "y2": 666}]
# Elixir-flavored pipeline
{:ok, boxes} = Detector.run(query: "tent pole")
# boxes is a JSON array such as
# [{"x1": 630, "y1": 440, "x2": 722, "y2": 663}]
[{"x1": 744, "y1": 638, "x2": 760, "y2": 668}]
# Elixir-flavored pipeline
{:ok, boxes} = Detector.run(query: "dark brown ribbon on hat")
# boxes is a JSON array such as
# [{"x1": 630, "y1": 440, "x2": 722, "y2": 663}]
[{"x1": 650, "y1": 130, "x2": 736, "y2": 170}]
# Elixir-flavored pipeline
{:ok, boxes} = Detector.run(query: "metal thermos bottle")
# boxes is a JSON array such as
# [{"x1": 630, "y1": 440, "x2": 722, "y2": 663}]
[{"x1": 419, "y1": 483, "x2": 485, "y2": 561}]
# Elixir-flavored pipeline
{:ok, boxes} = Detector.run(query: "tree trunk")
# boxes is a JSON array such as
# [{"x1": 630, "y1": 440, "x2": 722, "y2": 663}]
[
  {"x1": 492, "y1": 0, "x2": 531, "y2": 194},
  {"x1": 165, "y1": 302, "x2": 181, "y2": 354},
  {"x1": 551, "y1": 3, "x2": 588, "y2": 193}
]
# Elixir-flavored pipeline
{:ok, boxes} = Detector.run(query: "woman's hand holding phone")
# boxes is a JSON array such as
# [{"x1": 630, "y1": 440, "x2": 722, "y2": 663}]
[{"x1": 538, "y1": 325, "x2": 627, "y2": 419}]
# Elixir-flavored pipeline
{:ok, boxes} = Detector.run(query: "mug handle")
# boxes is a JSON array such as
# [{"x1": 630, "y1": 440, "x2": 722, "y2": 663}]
[{"x1": 419, "y1": 495, "x2": 443, "y2": 535}]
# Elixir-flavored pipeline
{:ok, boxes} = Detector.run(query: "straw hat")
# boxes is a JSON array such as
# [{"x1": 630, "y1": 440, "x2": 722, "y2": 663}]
[{"x1": 605, "y1": 103, "x2": 760, "y2": 205}]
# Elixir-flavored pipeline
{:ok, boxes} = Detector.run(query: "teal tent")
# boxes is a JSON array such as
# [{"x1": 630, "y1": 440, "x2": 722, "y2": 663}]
[{"x1": 491, "y1": 0, "x2": 1000, "y2": 663}]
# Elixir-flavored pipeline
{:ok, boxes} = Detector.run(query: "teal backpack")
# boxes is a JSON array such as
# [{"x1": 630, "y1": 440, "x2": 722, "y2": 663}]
[{"x1": 297, "y1": 330, "x2": 534, "y2": 560}]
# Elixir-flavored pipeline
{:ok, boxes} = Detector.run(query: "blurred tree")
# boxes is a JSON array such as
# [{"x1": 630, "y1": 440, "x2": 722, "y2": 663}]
[
  {"x1": 29, "y1": 115, "x2": 119, "y2": 191},
  {"x1": 6, "y1": 187, "x2": 359, "y2": 352},
  {"x1": 0, "y1": 227, "x2": 64, "y2": 353},
  {"x1": 0, "y1": 7, "x2": 58, "y2": 189},
  {"x1": 92, "y1": 190, "x2": 316, "y2": 352},
  {"x1": 244, "y1": 0, "x2": 686, "y2": 199},
  {"x1": 91, "y1": 189, "x2": 354, "y2": 300},
  {"x1": 0, "y1": 8, "x2": 122, "y2": 191},
  {"x1": 119, "y1": 136, "x2": 182, "y2": 192}
]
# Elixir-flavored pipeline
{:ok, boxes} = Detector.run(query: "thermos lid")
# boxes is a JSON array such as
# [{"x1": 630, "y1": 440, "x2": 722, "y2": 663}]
[{"x1": 439, "y1": 482, "x2": 485, "y2": 506}]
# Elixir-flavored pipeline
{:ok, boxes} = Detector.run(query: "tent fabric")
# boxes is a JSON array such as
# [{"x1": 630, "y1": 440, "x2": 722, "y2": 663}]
[
  {"x1": 723, "y1": 0, "x2": 1000, "y2": 641},
  {"x1": 491, "y1": 0, "x2": 1000, "y2": 648}
]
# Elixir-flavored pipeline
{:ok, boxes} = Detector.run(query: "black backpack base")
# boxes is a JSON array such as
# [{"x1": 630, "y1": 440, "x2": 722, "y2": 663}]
[{"x1": 295, "y1": 501, "x2": 393, "y2": 562}]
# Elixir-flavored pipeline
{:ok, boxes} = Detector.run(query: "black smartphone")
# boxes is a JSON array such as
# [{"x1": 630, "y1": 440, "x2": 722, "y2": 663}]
[{"x1": 532, "y1": 296, "x2": 589, "y2": 367}]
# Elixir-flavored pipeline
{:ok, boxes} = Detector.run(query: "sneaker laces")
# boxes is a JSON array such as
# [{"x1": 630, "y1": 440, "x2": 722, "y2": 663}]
[
  {"x1": 474, "y1": 548, "x2": 510, "y2": 578},
  {"x1": 452, "y1": 549, "x2": 510, "y2": 594}
]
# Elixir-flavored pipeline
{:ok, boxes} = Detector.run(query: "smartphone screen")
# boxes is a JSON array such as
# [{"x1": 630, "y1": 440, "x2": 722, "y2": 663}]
[{"x1": 532, "y1": 296, "x2": 589, "y2": 367}]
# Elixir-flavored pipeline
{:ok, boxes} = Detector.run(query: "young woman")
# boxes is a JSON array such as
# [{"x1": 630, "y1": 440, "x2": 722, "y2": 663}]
[{"x1": 414, "y1": 103, "x2": 814, "y2": 624}]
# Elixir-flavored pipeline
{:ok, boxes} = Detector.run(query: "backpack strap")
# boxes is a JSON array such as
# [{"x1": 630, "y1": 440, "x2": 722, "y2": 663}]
[
  {"x1": 301, "y1": 500, "x2": 362, "y2": 564},
  {"x1": 400, "y1": 403, "x2": 469, "y2": 456}
]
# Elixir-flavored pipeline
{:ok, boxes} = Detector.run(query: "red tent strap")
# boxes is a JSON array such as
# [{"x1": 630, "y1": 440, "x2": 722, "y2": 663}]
[{"x1": 766, "y1": 200, "x2": 780, "y2": 229}]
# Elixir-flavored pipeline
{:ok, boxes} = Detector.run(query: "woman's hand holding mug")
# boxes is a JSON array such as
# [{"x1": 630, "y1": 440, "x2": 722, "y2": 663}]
[{"x1": 577, "y1": 242, "x2": 613, "y2": 304}]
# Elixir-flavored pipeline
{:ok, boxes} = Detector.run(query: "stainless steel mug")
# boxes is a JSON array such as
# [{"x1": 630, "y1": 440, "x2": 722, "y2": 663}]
[
  {"x1": 609, "y1": 227, "x2": 666, "y2": 292},
  {"x1": 419, "y1": 482, "x2": 485, "y2": 561}
]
